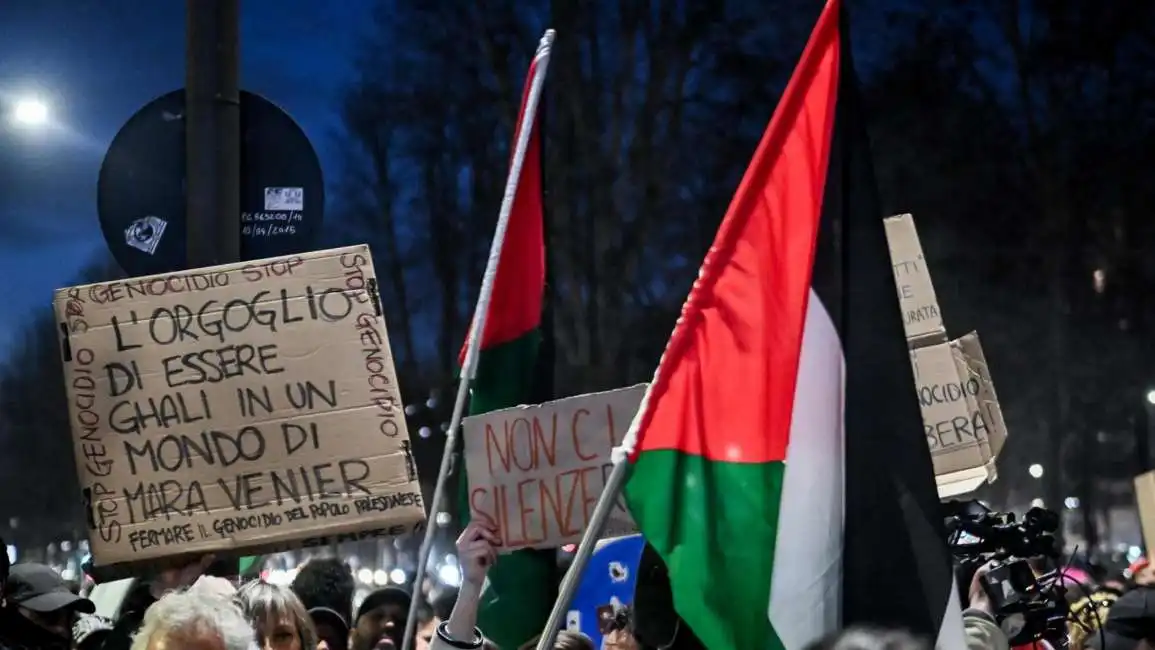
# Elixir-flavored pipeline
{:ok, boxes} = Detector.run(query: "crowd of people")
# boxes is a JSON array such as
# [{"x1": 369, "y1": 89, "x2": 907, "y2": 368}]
[
  {"x1": 0, "y1": 520, "x2": 631, "y2": 650},
  {"x1": 5, "y1": 517, "x2": 1155, "y2": 650}
]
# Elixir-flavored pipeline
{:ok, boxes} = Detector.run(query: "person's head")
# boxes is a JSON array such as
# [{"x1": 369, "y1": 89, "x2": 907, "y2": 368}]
[
  {"x1": 603, "y1": 605, "x2": 640, "y2": 650},
  {"x1": 307, "y1": 607, "x2": 350, "y2": 650},
  {"x1": 803, "y1": 627, "x2": 931, "y2": 650},
  {"x1": 292, "y1": 559, "x2": 355, "y2": 625},
  {"x1": 413, "y1": 591, "x2": 456, "y2": 650},
  {"x1": 554, "y1": 630, "x2": 596, "y2": 650},
  {"x1": 235, "y1": 580, "x2": 318, "y2": 650},
  {"x1": 352, "y1": 587, "x2": 411, "y2": 650},
  {"x1": 130, "y1": 587, "x2": 257, "y2": 650},
  {"x1": 413, "y1": 602, "x2": 436, "y2": 650},
  {"x1": 4, "y1": 562, "x2": 96, "y2": 639}
]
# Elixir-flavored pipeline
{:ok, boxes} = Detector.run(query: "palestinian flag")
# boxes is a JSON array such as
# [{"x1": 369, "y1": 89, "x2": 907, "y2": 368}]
[
  {"x1": 456, "y1": 42, "x2": 556, "y2": 650},
  {"x1": 619, "y1": 2, "x2": 965, "y2": 649}
]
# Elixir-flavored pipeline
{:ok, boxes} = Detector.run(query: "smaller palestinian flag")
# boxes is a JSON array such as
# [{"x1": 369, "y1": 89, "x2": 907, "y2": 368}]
[
  {"x1": 620, "y1": 2, "x2": 965, "y2": 649},
  {"x1": 455, "y1": 38, "x2": 556, "y2": 650}
]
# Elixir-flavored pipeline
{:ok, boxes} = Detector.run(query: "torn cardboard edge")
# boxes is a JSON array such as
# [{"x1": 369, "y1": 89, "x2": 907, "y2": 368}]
[
  {"x1": 1135, "y1": 471, "x2": 1155, "y2": 553},
  {"x1": 885, "y1": 214, "x2": 1008, "y2": 498},
  {"x1": 87, "y1": 520, "x2": 427, "y2": 582},
  {"x1": 885, "y1": 213, "x2": 948, "y2": 347}
]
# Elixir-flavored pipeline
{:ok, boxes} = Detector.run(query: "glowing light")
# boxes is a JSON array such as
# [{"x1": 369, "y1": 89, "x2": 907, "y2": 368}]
[
  {"x1": 1030, "y1": 498, "x2": 1045, "y2": 509},
  {"x1": 372, "y1": 569, "x2": 389, "y2": 586},
  {"x1": 1028, "y1": 464, "x2": 1044, "y2": 479},
  {"x1": 1064, "y1": 496, "x2": 1080, "y2": 510},
  {"x1": 12, "y1": 98, "x2": 48, "y2": 126},
  {"x1": 389, "y1": 568, "x2": 406, "y2": 585},
  {"x1": 266, "y1": 569, "x2": 295, "y2": 586},
  {"x1": 1146, "y1": 390, "x2": 1155, "y2": 406},
  {"x1": 437, "y1": 564, "x2": 462, "y2": 587},
  {"x1": 357, "y1": 568, "x2": 373, "y2": 584}
]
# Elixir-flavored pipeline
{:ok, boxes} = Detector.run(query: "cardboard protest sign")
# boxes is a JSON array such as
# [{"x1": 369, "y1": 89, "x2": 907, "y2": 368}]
[
  {"x1": 884, "y1": 214, "x2": 948, "y2": 346},
  {"x1": 1135, "y1": 471, "x2": 1155, "y2": 552},
  {"x1": 54, "y1": 245, "x2": 425, "y2": 568},
  {"x1": 911, "y1": 332, "x2": 1007, "y2": 497},
  {"x1": 463, "y1": 385, "x2": 643, "y2": 551},
  {"x1": 884, "y1": 213, "x2": 1008, "y2": 496}
]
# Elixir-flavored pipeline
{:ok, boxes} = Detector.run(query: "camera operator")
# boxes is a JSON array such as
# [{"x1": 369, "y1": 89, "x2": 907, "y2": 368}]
[
  {"x1": 946, "y1": 502, "x2": 1069, "y2": 650},
  {"x1": 963, "y1": 561, "x2": 1013, "y2": 650}
]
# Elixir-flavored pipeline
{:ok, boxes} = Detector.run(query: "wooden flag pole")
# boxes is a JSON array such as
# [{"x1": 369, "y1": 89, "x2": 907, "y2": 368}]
[{"x1": 401, "y1": 29, "x2": 556, "y2": 650}]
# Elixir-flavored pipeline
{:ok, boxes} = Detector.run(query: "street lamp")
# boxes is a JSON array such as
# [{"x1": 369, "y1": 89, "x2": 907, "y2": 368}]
[{"x1": 10, "y1": 98, "x2": 48, "y2": 127}]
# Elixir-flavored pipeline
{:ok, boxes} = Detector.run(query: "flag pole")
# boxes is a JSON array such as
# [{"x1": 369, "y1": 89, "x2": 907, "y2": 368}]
[
  {"x1": 401, "y1": 29, "x2": 556, "y2": 650},
  {"x1": 534, "y1": 459, "x2": 629, "y2": 650}
]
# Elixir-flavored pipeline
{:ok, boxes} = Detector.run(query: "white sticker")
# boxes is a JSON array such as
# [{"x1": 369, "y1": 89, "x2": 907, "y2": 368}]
[
  {"x1": 264, "y1": 187, "x2": 304, "y2": 211},
  {"x1": 608, "y1": 561, "x2": 628, "y2": 583},
  {"x1": 124, "y1": 216, "x2": 167, "y2": 255},
  {"x1": 565, "y1": 610, "x2": 581, "y2": 631}
]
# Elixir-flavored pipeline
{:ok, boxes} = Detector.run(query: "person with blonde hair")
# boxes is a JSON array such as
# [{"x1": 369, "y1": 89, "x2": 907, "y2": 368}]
[
  {"x1": 236, "y1": 580, "x2": 319, "y2": 650},
  {"x1": 129, "y1": 584, "x2": 257, "y2": 650}
]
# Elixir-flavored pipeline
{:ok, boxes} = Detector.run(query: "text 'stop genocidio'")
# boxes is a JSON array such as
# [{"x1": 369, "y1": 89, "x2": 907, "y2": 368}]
[{"x1": 54, "y1": 245, "x2": 425, "y2": 568}]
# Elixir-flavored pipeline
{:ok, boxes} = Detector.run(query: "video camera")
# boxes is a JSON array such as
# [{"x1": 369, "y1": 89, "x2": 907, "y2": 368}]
[{"x1": 944, "y1": 500, "x2": 1068, "y2": 648}]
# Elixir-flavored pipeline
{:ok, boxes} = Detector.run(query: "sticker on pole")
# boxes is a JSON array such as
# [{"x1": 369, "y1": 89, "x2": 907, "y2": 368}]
[
  {"x1": 124, "y1": 216, "x2": 167, "y2": 256},
  {"x1": 264, "y1": 187, "x2": 304, "y2": 211},
  {"x1": 97, "y1": 89, "x2": 324, "y2": 277}
]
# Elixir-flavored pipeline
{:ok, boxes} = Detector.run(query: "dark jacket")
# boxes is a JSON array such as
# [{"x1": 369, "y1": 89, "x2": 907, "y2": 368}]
[{"x1": 0, "y1": 607, "x2": 71, "y2": 650}]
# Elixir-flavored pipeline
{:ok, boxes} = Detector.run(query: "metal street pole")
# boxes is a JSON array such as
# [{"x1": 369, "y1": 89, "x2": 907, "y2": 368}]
[{"x1": 186, "y1": 0, "x2": 241, "y2": 267}]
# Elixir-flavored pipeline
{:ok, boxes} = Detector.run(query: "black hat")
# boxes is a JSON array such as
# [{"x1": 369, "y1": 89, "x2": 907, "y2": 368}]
[
  {"x1": 5, "y1": 563, "x2": 95, "y2": 614},
  {"x1": 309, "y1": 606, "x2": 350, "y2": 650},
  {"x1": 310, "y1": 607, "x2": 350, "y2": 634},
  {"x1": 1089, "y1": 586, "x2": 1155, "y2": 650},
  {"x1": 356, "y1": 587, "x2": 411, "y2": 622}
]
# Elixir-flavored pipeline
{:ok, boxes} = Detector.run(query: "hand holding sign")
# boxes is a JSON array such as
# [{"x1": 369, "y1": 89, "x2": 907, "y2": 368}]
[{"x1": 457, "y1": 518, "x2": 502, "y2": 587}]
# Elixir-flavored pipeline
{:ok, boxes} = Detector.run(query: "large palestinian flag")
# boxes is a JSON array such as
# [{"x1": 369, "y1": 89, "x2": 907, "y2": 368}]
[
  {"x1": 620, "y1": 2, "x2": 964, "y2": 650},
  {"x1": 456, "y1": 42, "x2": 556, "y2": 650}
]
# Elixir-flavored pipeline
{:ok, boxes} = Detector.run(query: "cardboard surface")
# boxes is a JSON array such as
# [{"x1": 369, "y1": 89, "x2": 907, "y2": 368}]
[
  {"x1": 885, "y1": 214, "x2": 948, "y2": 345},
  {"x1": 1135, "y1": 471, "x2": 1155, "y2": 552},
  {"x1": 911, "y1": 332, "x2": 1006, "y2": 496},
  {"x1": 55, "y1": 246, "x2": 425, "y2": 568},
  {"x1": 463, "y1": 385, "x2": 643, "y2": 551}
]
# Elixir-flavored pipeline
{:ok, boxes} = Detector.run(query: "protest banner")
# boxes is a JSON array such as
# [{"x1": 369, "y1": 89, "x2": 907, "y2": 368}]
[
  {"x1": 54, "y1": 245, "x2": 425, "y2": 568},
  {"x1": 463, "y1": 385, "x2": 643, "y2": 551}
]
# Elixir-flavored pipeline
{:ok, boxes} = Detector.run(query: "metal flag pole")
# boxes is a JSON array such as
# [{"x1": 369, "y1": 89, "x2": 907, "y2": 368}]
[
  {"x1": 535, "y1": 318, "x2": 664, "y2": 649},
  {"x1": 534, "y1": 460, "x2": 629, "y2": 650},
  {"x1": 401, "y1": 29, "x2": 556, "y2": 650}
]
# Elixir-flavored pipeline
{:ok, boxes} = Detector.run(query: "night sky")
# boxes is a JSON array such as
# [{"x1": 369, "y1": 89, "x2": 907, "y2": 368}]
[{"x1": 0, "y1": 1, "x2": 371, "y2": 357}]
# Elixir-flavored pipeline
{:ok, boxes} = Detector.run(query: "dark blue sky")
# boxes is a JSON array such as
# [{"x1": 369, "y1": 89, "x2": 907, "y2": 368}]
[{"x1": 0, "y1": 1, "x2": 371, "y2": 357}]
